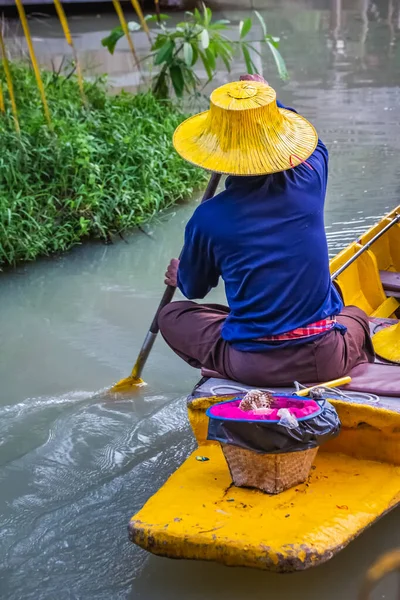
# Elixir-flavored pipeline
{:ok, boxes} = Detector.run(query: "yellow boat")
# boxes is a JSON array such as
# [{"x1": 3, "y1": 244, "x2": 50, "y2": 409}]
[{"x1": 129, "y1": 205, "x2": 400, "y2": 572}]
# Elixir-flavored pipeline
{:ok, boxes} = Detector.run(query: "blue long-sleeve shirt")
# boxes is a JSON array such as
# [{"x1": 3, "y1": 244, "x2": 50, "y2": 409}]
[{"x1": 177, "y1": 100, "x2": 345, "y2": 352}]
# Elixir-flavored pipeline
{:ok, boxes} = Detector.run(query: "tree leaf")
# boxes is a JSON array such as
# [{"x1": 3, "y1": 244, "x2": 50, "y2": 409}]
[
  {"x1": 240, "y1": 18, "x2": 252, "y2": 39},
  {"x1": 199, "y1": 49, "x2": 213, "y2": 81},
  {"x1": 151, "y1": 34, "x2": 168, "y2": 51},
  {"x1": 251, "y1": 59, "x2": 259, "y2": 74},
  {"x1": 266, "y1": 34, "x2": 280, "y2": 49},
  {"x1": 266, "y1": 40, "x2": 288, "y2": 80},
  {"x1": 154, "y1": 39, "x2": 174, "y2": 65},
  {"x1": 205, "y1": 47, "x2": 216, "y2": 70},
  {"x1": 247, "y1": 43, "x2": 262, "y2": 57},
  {"x1": 190, "y1": 43, "x2": 199, "y2": 66},
  {"x1": 202, "y1": 3, "x2": 212, "y2": 26},
  {"x1": 101, "y1": 26, "x2": 124, "y2": 55},
  {"x1": 181, "y1": 64, "x2": 199, "y2": 93},
  {"x1": 145, "y1": 14, "x2": 169, "y2": 22},
  {"x1": 213, "y1": 38, "x2": 233, "y2": 71},
  {"x1": 200, "y1": 28, "x2": 210, "y2": 49},
  {"x1": 171, "y1": 28, "x2": 189, "y2": 39},
  {"x1": 241, "y1": 44, "x2": 255, "y2": 74},
  {"x1": 153, "y1": 71, "x2": 169, "y2": 99},
  {"x1": 219, "y1": 40, "x2": 233, "y2": 59},
  {"x1": 209, "y1": 19, "x2": 230, "y2": 30},
  {"x1": 169, "y1": 64, "x2": 185, "y2": 97},
  {"x1": 220, "y1": 51, "x2": 231, "y2": 72},
  {"x1": 183, "y1": 42, "x2": 194, "y2": 66},
  {"x1": 254, "y1": 11, "x2": 267, "y2": 37},
  {"x1": 128, "y1": 21, "x2": 141, "y2": 32}
]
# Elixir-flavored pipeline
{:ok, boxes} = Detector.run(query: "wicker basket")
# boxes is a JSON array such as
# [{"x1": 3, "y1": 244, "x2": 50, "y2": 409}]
[{"x1": 221, "y1": 444, "x2": 318, "y2": 494}]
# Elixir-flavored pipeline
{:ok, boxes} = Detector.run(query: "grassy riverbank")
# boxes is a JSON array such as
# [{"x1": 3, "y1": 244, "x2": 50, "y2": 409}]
[{"x1": 0, "y1": 64, "x2": 207, "y2": 267}]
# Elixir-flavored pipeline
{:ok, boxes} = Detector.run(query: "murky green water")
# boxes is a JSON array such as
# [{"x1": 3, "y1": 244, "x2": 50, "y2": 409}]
[{"x1": 2, "y1": 1, "x2": 400, "y2": 598}]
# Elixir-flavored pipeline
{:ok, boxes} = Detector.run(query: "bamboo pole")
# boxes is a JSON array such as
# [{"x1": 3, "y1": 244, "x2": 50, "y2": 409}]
[
  {"x1": 0, "y1": 29, "x2": 20, "y2": 132},
  {"x1": 15, "y1": 0, "x2": 52, "y2": 127},
  {"x1": 112, "y1": 0, "x2": 141, "y2": 71},
  {"x1": 154, "y1": 0, "x2": 161, "y2": 24},
  {"x1": 130, "y1": 0, "x2": 151, "y2": 42},
  {"x1": 53, "y1": 0, "x2": 87, "y2": 105},
  {"x1": 0, "y1": 81, "x2": 5, "y2": 113}
]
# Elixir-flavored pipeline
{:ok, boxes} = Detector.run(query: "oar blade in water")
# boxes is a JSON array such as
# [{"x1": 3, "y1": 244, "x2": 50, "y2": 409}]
[{"x1": 110, "y1": 375, "x2": 146, "y2": 392}]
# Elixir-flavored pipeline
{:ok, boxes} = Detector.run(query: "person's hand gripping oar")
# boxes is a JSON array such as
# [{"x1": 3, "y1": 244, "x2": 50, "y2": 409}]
[{"x1": 110, "y1": 172, "x2": 221, "y2": 393}]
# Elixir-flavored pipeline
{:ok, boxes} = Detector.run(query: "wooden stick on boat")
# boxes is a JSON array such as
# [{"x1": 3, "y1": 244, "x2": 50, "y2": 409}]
[
  {"x1": 295, "y1": 376, "x2": 352, "y2": 397},
  {"x1": 111, "y1": 172, "x2": 222, "y2": 393}
]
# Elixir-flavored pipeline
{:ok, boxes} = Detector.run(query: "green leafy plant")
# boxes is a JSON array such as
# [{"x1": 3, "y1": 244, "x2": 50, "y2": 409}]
[
  {"x1": 102, "y1": 5, "x2": 288, "y2": 99},
  {"x1": 0, "y1": 63, "x2": 207, "y2": 266},
  {"x1": 101, "y1": 20, "x2": 142, "y2": 54}
]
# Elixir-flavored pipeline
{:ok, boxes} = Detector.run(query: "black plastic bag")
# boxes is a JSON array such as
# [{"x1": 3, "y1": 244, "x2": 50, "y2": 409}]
[{"x1": 207, "y1": 397, "x2": 340, "y2": 455}]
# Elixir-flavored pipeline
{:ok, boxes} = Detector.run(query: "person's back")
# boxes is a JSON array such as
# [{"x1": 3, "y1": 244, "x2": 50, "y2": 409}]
[
  {"x1": 178, "y1": 140, "x2": 344, "y2": 351},
  {"x1": 159, "y1": 76, "x2": 374, "y2": 386}
]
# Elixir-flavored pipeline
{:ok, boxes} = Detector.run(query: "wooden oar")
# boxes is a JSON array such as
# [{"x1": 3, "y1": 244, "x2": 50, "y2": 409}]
[{"x1": 111, "y1": 173, "x2": 222, "y2": 392}]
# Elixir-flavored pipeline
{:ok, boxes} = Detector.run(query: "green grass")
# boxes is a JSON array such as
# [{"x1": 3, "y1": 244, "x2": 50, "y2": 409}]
[{"x1": 0, "y1": 63, "x2": 207, "y2": 266}]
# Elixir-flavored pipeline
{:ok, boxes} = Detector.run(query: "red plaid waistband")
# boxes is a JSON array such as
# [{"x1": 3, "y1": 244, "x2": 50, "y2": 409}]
[{"x1": 258, "y1": 316, "x2": 336, "y2": 342}]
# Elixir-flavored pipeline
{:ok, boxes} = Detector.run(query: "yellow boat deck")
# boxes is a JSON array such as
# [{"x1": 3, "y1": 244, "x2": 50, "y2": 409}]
[{"x1": 129, "y1": 444, "x2": 400, "y2": 572}]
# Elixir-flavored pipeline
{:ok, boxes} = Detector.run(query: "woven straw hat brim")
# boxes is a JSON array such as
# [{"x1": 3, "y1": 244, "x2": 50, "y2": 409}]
[
  {"x1": 173, "y1": 107, "x2": 318, "y2": 176},
  {"x1": 372, "y1": 323, "x2": 400, "y2": 363}
]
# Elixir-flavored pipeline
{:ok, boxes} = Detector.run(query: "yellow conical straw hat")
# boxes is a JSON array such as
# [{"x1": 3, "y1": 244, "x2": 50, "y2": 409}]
[
  {"x1": 173, "y1": 81, "x2": 318, "y2": 176},
  {"x1": 373, "y1": 322, "x2": 400, "y2": 363}
]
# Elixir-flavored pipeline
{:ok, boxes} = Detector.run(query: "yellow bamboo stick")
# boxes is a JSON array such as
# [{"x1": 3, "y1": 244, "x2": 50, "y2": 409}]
[
  {"x1": 130, "y1": 0, "x2": 151, "y2": 42},
  {"x1": 0, "y1": 29, "x2": 20, "y2": 133},
  {"x1": 112, "y1": 0, "x2": 141, "y2": 71},
  {"x1": 15, "y1": 0, "x2": 52, "y2": 127},
  {"x1": 0, "y1": 81, "x2": 5, "y2": 113},
  {"x1": 295, "y1": 376, "x2": 352, "y2": 397},
  {"x1": 53, "y1": 0, "x2": 87, "y2": 105},
  {"x1": 154, "y1": 0, "x2": 161, "y2": 23}
]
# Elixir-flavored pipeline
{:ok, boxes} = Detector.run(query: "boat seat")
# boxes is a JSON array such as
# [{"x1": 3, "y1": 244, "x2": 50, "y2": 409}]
[
  {"x1": 329, "y1": 242, "x2": 399, "y2": 318},
  {"x1": 342, "y1": 362, "x2": 400, "y2": 397},
  {"x1": 359, "y1": 215, "x2": 400, "y2": 274},
  {"x1": 201, "y1": 361, "x2": 400, "y2": 398},
  {"x1": 380, "y1": 270, "x2": 400, "y2": 295}
]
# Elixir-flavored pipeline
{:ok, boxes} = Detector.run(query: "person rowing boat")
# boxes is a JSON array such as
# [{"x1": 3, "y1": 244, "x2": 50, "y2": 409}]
[{"x1": 158, "y1": 74, "x2": 374, "y2": 386}]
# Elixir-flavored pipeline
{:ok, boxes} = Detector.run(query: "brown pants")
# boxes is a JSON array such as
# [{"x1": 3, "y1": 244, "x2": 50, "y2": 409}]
[{"x1": 158, "y1": 302, "x2": 375, "y2": 387}]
